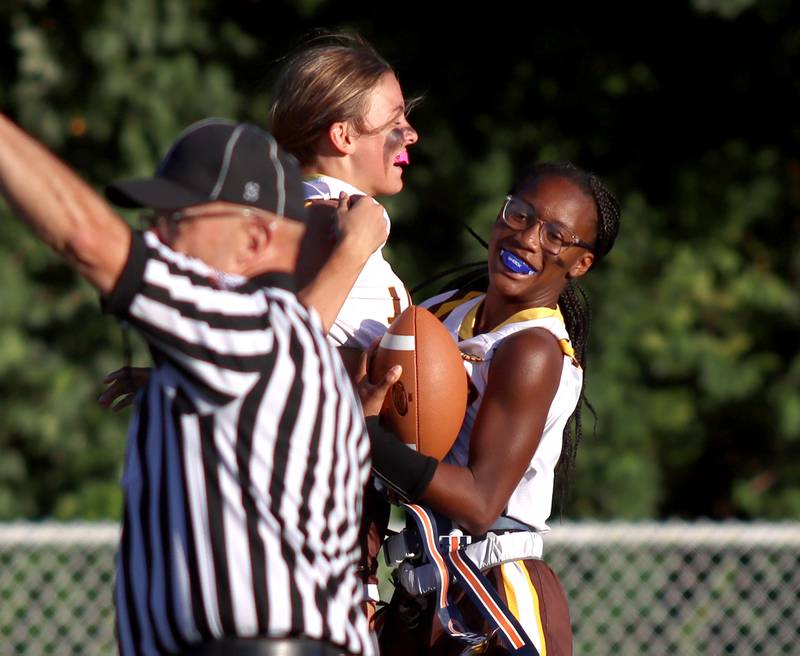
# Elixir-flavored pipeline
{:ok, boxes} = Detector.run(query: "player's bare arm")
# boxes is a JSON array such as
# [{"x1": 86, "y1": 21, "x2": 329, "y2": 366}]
[
  {"x1": 358, "y1": 363, "x2": 402, "y2": 417},
  {"x1": 0, "y1": 114, "x2": 131, "y2": 295},
  {"x1": 298, "y1": 192, "x2": 388, "y2": 333},
  {"x1": 419, "y1": 327, "x2": 563, "y2": 535}
]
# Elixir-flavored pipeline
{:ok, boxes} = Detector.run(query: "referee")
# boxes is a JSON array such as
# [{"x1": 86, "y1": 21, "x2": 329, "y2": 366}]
[{"x1": 0, "y1": 115, "x2": 388, "y2": 655}]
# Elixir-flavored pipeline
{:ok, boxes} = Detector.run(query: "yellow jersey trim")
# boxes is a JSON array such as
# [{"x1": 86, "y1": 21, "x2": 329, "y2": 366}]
[
  {"x1": 431, "y1": 291, "x2": 483, "y2": 322},
  {"x1": 456, "y1": 300, "x2": 576, "y2": 362}
]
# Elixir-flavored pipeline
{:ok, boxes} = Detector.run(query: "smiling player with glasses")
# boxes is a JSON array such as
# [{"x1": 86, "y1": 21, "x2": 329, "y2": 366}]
[{"x1": 374, "y1": 162, "x2": 620, "y2": 656}]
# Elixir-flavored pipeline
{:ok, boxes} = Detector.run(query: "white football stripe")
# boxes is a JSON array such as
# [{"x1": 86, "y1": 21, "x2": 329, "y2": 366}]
[{"x1": 379, "y1": 333, "x2": 415, "y2": 351}]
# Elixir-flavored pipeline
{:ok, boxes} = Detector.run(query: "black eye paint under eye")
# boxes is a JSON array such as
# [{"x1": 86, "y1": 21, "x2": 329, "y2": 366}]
[{"x1": 383, "y1": 127, "x2": 405, "y2": 159}]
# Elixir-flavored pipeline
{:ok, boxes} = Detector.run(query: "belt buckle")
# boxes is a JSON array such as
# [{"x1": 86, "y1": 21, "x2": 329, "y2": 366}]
[{"x1": 439, "y1": 528, "x2": 471, "y2": 551}]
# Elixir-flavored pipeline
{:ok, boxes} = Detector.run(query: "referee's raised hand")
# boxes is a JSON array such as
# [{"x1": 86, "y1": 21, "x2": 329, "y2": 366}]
[{"x1": 333, "y1": 192, "x2": 388, "y2": 261}]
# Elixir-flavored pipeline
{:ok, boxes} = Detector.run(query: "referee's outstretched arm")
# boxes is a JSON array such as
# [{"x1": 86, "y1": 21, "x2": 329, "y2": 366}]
[{"x1": 0, "y1": 114, "x2": 132, "y2": 295}]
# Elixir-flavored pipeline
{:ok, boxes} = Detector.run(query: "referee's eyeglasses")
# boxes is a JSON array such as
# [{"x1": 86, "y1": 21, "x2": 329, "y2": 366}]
[
  {"x1": 143, "y1": 206, "x2": 272, "y2": 243},
  {"x1": 500, "y1": 195, "x2": 595, "y2": 256}
]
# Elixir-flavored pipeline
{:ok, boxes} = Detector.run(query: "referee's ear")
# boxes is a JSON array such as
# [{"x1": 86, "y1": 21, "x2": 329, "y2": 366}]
[
  {"x1": 241, "y1": 213, "x2": 304, "y2": 277},
  {"x1": 243, "y1": 213, "x2": 275, "y2": 252}
]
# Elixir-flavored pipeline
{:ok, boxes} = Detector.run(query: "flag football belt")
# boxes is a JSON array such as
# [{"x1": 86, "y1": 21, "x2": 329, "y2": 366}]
[{"x1": 387, "y1": 503, "x2": 543, "y2": 656}]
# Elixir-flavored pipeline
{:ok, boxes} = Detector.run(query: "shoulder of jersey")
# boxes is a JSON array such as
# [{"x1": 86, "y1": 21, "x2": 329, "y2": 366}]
[{"x1": 302, "y1": 178, "x2": 332, "y2": 199}]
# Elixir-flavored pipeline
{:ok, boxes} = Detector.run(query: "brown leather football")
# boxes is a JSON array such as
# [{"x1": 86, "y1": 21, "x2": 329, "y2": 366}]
[{"x1": 369, "y1": 306, "x2": 468, "y2": 460}]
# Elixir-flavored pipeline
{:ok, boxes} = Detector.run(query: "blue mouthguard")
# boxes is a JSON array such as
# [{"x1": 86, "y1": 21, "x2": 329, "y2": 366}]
[{"x1": 500, "y1": 249, "x2": 535, "y2": 275}]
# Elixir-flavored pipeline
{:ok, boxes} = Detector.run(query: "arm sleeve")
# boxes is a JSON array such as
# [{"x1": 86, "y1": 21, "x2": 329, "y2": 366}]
[
  {"x1": 103, "y1": 230, "x2": 148, "y2": 316},
  {"x1": 366, "y1": 416, "x2": 437, "y2": 502}
]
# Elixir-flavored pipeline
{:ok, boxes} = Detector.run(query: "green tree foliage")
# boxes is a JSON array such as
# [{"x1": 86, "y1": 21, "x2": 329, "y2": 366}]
[
  {"x1": 0, "y1": 0, "x2": 797, "y2": 519},
  {"x1": 0, "y1": 0, "x2": 258, "y2": 519}
]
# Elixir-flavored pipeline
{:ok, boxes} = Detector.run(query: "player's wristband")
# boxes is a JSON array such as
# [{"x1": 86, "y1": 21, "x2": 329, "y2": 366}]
[{"x1": 366, "y1": 416, "x2": 437, "y2": 502}]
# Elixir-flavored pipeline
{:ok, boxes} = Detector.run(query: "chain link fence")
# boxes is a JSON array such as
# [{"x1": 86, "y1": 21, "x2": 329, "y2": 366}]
[
  {"x1": 1, "y1": 522, "x2": 798, "y2": 655},
  {"x1": 546, "y1": 522, "x2": 800, "y2": 655},
  {"x1": 0, "y1": 524, "x2": 118, "y2": 655}
]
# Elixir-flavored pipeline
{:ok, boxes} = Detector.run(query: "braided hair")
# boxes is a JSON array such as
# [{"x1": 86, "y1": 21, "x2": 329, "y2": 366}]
[
  {"x1": 422, "y1": 162, "x2": 620, "y2": 502},
  {"x1": 510, "y1": 162, "x2": 620, "y2": 501}
]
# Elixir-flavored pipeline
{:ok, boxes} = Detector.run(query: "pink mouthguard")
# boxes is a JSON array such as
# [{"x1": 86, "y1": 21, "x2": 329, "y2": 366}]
[{"x1": 393, "y1": 150, "x2": 410, "y2": 165}]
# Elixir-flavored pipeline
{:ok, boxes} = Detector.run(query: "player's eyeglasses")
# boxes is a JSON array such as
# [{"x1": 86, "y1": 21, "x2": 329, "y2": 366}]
[{"x1": 500, "y1": 195, "x2": 594, "y2": 256}]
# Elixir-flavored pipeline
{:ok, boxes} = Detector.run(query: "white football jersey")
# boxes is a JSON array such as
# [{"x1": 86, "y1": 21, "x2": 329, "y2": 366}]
[
  {"x1": 423, "y1": 290, "x2": 583, "y2": 533},
  {"x1": 303, "y1": 174, "x2": 410, "y2": 350}
]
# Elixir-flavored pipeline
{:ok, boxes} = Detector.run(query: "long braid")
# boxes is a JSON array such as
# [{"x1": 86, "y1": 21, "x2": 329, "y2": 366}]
[
  {"x1": 509, "y1": 163, "x2": 620, "y2": 504},
  {"x1": 553, "y1": 166, "x2": 620, "y2": 504},
  {"x1": 555, "y1": 281, "x2": 593, "y2": 503}
]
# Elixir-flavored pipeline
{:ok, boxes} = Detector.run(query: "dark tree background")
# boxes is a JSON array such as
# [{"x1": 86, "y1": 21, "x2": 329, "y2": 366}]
[{"x1": 1, "y1": 0, "x2": 797, "y2": 520}]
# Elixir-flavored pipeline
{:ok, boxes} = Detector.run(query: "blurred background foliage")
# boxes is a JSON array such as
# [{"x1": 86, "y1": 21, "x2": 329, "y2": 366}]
[{"x1": 0, "y1": 0, "x2": 797, "y2": 520}]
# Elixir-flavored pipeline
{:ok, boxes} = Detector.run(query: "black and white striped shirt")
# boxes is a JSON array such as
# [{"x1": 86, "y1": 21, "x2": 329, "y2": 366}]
[{"x1": 105, "y1": 231, "x2": 374, "y2": 655}]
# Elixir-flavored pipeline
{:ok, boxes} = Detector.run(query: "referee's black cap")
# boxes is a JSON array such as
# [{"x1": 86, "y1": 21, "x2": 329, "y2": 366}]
[{"x1": 105, "y1": 118, "x2": 308, "y2": 223}]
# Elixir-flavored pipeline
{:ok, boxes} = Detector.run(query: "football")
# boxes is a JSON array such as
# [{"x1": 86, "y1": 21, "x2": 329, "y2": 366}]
[{"x1": 369, "y1": 306, "x2": 468, "y2": 460}]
